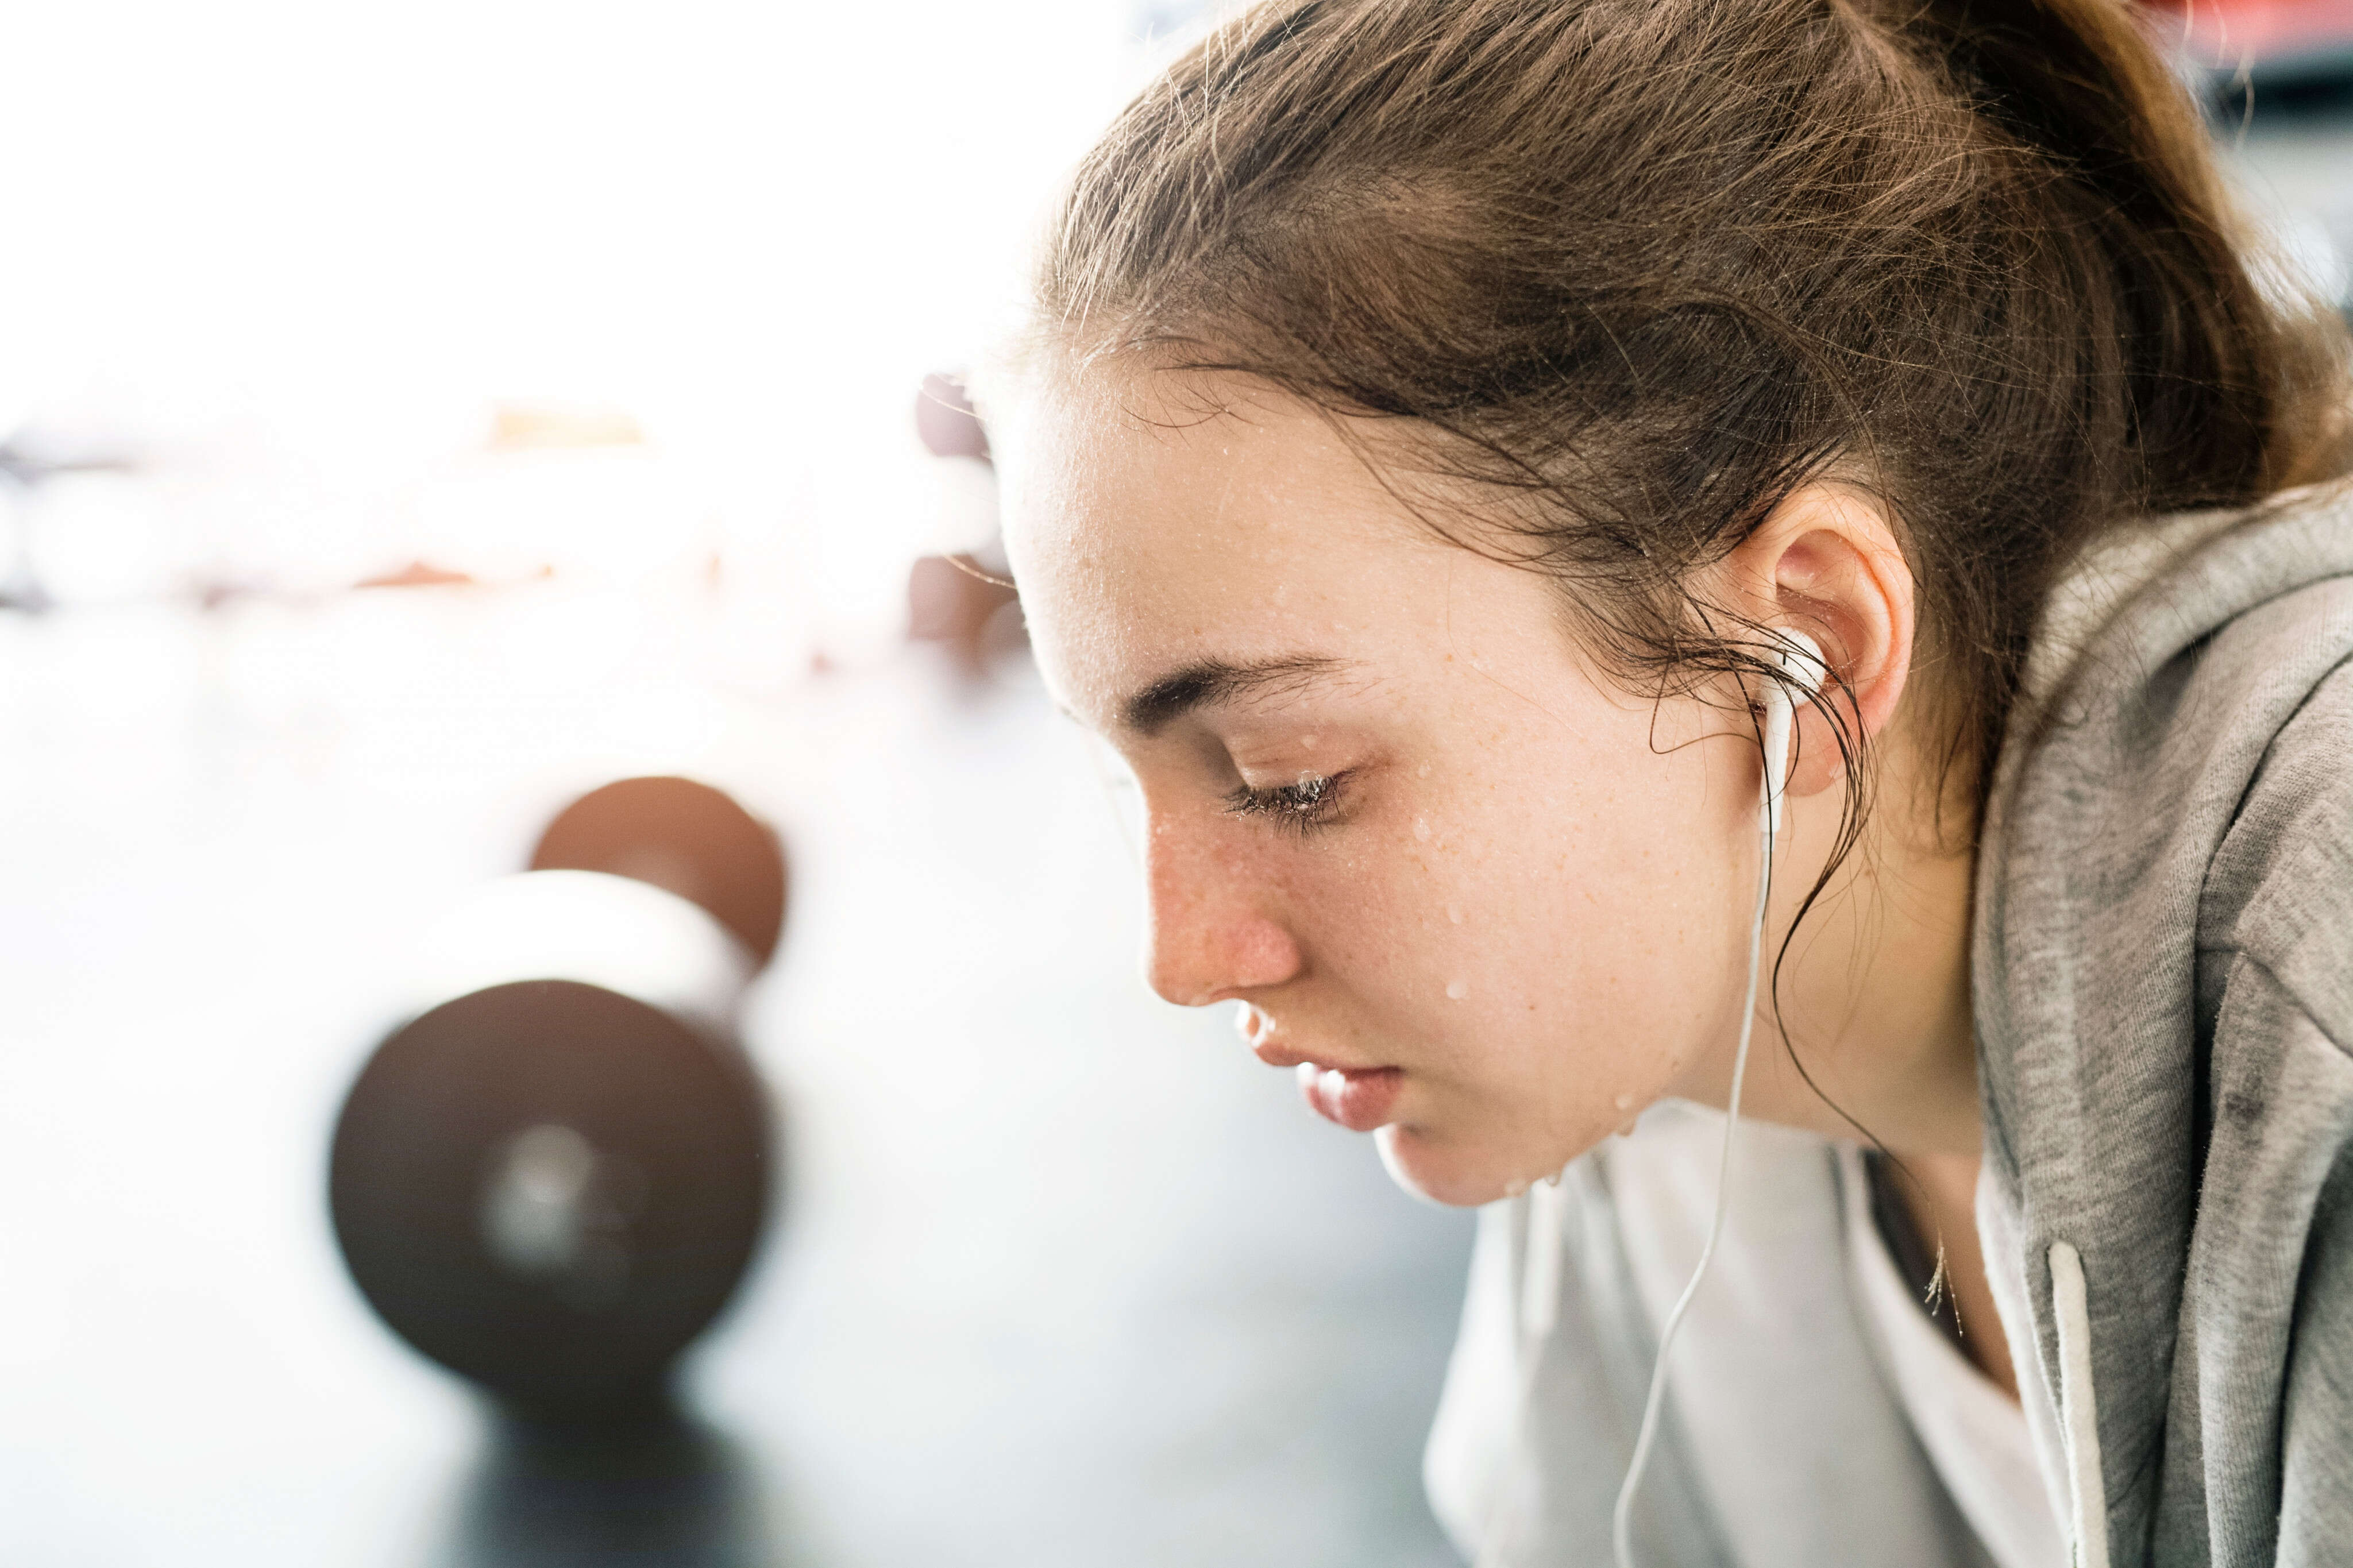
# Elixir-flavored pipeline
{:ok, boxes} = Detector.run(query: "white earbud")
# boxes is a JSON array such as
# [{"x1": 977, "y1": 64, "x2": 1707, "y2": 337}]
[{"x1": 1760, "y1": 629, "x2": 1825, "y2": 837}]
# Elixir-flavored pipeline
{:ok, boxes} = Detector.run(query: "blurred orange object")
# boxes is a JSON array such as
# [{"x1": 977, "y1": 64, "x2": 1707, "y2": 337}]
[
  {"x1": 355, "y1": 559, "x2": 475, "y2": 589},
  {"x1": 489, "y1": 401, "x2": 647, "y2": 452}
]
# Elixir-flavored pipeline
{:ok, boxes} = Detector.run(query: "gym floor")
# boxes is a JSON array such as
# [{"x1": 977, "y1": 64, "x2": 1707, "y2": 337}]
[{"x1": 0, "y1": 582, "x2": 1473, "y2": 1567}]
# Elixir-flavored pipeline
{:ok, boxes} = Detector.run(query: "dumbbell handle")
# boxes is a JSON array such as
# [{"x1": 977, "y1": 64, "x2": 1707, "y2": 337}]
[{"x1": 399, "y1": 870, "x2": 755, "y2": 1044}]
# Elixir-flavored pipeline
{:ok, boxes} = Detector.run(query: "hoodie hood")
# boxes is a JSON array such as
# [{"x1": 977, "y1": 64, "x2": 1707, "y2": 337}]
[{"x1": 1973, "y1": 480, "x2": 2353, "y2": 1564}]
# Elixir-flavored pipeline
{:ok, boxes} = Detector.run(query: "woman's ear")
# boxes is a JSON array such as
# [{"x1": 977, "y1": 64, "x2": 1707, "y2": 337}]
[{"x1": 1722, "y1": 484, "x2": 1916, "y2": 798}]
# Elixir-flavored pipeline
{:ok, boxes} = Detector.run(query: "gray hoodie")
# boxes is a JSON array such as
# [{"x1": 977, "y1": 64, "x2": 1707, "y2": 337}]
[{"x1": 1423, "y1": 481, "x2": 2353, "y2": 1566}]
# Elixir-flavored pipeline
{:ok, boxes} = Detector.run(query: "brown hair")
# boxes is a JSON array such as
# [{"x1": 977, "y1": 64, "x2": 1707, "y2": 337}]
[{"x1": 1031, "y1": 0, "x2": 2353, "y2": 824}]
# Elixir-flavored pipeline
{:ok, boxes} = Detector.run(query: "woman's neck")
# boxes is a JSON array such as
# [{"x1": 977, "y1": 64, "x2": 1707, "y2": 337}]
[
  {"x1": 1673, "y1": 730, "x2": 1986, "y2": 1161},
  {"x1": 1718, "y1": 731, "x2": 2016, "y2": 1392},
  {"x1": 1750, "y1": 832, "x2": 1982, "y2": 1156}
]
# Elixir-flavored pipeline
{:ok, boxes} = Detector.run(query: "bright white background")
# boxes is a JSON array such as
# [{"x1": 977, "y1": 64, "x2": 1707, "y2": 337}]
[{"x1": 0, "y1": 0, "x2": 1198, "y2": 643}]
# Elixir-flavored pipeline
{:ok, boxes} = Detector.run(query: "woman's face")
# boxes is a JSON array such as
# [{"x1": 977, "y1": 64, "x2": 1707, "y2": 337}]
[{"x1": 997, "y1": 368, "x2": 1765, "y2": 1206}]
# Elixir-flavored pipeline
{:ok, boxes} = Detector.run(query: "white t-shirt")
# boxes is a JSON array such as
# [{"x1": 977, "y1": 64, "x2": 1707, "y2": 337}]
[
  {"x1": 1835, "y1": 1144, "x2": 2066, "y2": 1568},
  {"x1": 1424, "y1": 1104, "x2": 2069, "y2": 1566}
]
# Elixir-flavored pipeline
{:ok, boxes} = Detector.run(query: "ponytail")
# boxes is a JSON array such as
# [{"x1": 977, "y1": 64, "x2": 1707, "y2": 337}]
[{"x1": 1883, "y1": 0, "x2": 2351, "y2": 504}]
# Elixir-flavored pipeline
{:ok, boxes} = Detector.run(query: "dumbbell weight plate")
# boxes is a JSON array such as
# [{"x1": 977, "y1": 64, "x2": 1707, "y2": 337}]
[
  {"x1": 329, "y1": 873, "x2": 770, "y2": 1416},
  {"x1": 529, "y1": 777, "x2": 787, "y2": 970}
]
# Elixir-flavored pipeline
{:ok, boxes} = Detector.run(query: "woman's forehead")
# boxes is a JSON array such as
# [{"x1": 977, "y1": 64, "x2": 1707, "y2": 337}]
[
  {"x1": 1000, "y1": 369, "x2": 1416, "y2": 595},
  {"x1": 1000, "y1": 381, "x2": 1580, "y2": 736}
]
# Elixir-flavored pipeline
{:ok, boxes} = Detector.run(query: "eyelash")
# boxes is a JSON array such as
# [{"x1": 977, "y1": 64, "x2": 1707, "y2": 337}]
[{"x1": 1222, "y1": 770, "x2": 1353, "y2": 836}]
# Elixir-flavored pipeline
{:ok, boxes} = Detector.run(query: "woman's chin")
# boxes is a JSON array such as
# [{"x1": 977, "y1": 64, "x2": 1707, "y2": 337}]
[
  {"x1": 1376, "y1": 1120, "x2": 1605, "y2": 1207},
  {"x1": 1375, "y1": 1123, "x2": 1522, "y2": 1208}
]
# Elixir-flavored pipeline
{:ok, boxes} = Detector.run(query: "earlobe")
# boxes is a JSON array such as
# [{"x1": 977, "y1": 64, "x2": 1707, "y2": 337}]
[{"x1": 1732, "y1": 484, "x2": 1916, "y2": 798}]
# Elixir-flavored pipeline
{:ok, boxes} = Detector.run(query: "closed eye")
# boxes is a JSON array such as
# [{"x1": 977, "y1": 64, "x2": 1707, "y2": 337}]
[{"x1": 1222, "y1": 769, "x2": 1352, "y2": 836}]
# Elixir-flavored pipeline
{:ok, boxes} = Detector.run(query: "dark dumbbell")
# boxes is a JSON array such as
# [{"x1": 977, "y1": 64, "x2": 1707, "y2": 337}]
[{"x1": 330, "y1": 778, "x2": 787, "y2": 1418}]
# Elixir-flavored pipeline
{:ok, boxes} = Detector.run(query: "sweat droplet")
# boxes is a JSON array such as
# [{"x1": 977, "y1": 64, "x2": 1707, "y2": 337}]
[
  {"x1": 1413, "y1": 816, "x2": 1432, "y2": 842},
  {"x1": 1445, "y1": 979, "x2": 1468, "y2": 1001},
  {"x1": 1446, "y1": 904, "x2": 1463, "y2": 925}
]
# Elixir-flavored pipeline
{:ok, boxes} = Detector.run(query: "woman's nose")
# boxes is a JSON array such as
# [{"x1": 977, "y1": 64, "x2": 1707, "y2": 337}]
[{"x1": 1141, "y1": 813, "x2": 1302, "y2": 1007}]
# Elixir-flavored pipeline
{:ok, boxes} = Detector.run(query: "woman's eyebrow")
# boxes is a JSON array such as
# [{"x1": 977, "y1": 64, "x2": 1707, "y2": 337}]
[{"x1": 1121, "y1": 654, "x2": 1355, "y2": 735}]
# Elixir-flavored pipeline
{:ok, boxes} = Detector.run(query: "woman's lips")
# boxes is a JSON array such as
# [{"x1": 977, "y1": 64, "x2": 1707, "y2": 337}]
[
  {"x1": 1238, "y1": 1003, "x2": 1403, "y2": 1132},
  {"x1": 1295, "y1": 1061, "x2": 1404, "y2": 1133}
]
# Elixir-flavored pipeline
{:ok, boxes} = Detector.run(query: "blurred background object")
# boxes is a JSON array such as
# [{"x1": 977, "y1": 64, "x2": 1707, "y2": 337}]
[
  {"x1": 912, "y1": 374, "x2": 994, "y2": 469},
  {"x1": 0, "y1": 425, "x2": 144, "y2": 613},
  {"x1": 442, "y1": 1412, "x2": 771, "y2": 1568},
  {"x1": 2180, "y1": 0, "x2": 2353, "y2": 330},
  {"x1": 530, "y1": 777, "x2": 790, "y2": 967},
  {"x1": 905, "y1": 551, "x2": 1025, "y2": 680},
  {"x1": 908, "y1": 374, "x2": 1025, "y2": 682},
  {"x1": 2152, "y1": 0, "x2": 2353, "y2": 111},
  {"x1": 330, "y1": 779, "x2": 785, "y2": 1420}
]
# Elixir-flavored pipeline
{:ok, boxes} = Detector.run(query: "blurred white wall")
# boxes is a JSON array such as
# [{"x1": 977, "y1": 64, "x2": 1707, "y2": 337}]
[{"x1": 0, "y1": 0, "x2": 1205, "y2": 644}]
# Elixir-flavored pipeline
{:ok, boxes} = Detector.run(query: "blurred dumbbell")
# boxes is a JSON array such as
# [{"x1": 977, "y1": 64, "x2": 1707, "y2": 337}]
[
  {"x1": 530, "y1": 776, "x2": 787, "y2": 967},
  {"x1": 330, "y1": 778, "x2": 786, "y2": 1418}
]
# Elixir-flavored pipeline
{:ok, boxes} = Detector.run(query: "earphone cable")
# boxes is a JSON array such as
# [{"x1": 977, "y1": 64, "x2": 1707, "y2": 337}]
[
  {"x1": 1476, "y1": 638, "x2": 1813, "y2": 1568},
  {"x1": 1608, "y1": 720, "x2": 1783, "y2": 1568}
]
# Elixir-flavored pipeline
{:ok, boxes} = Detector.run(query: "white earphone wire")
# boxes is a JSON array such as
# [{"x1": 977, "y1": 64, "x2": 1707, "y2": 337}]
[
  {"x1": 1609, "y1": 633, "x2": 1816, "y2": 1568},
  {"x1": 1471, "y1": 635, "x2": 1816, "y2": 1568},
  {"x1": 1607, "y1": 765, "x2": 1776, "y2": 1565}
]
